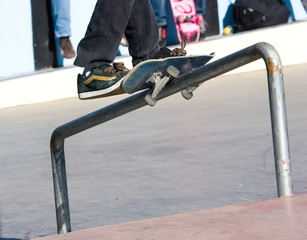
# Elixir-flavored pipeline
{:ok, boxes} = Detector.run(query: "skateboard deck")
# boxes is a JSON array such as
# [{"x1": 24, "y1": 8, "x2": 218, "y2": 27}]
[
  {"x1": 166, "y1": 0, "x2": 200, "y2": 45},
  {"x1": 122, "y1": 54, "x2": 214, "y2": 106}
]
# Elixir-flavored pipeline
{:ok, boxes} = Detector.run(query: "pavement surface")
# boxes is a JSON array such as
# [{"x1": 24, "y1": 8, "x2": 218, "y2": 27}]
[{"x1": 0, "y1": 63, "x2": 306, "y2": 239}]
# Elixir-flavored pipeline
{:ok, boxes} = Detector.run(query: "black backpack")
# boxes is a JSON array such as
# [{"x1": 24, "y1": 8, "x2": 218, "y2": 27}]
[{"x1": 233, "y1": 0, "x2": 290, "y2": 30}]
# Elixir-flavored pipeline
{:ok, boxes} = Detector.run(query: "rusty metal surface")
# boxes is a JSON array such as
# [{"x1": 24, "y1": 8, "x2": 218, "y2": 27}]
[{"x1": 32, "y1": 194, "x2": 307, "y2": 240}]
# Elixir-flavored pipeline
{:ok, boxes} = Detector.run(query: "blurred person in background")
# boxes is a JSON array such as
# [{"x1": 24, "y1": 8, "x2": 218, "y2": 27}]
[{"x1": 50, "y1": 0, "x2": 76, "y2": 58}]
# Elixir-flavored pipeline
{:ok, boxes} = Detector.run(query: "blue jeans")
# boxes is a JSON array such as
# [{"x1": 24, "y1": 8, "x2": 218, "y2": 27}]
[
  {"x1": 74, "y1": 0, "x2": 160, "y2": 68},
  {"x1": 50, "y1": 0, "x2": 72, "y2": 38},
  {"x1": 150, "y1": 0, "x2": 167, "y2": 26},
  {"x1": 194, "y1": 0, "x2": 206, "y2": 15}
]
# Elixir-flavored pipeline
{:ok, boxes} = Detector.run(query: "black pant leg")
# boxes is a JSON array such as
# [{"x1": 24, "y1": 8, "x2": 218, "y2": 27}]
[
  {"x1": 125, "y1": 0, "x2": 160, "y2": 66},
  {"x1": 74, "y1": 0, "x2": 135, "y2": 68}
]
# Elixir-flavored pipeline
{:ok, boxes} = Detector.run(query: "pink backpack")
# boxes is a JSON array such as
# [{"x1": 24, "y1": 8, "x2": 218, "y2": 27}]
[{"x1": 167, "y1": 0, "x2": 200, "y2": 44}]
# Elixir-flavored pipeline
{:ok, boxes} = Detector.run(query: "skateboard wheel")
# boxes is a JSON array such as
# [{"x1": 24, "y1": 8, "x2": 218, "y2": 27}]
[
  {"x1": 181, "y1": 89, "x2": 193, "y2": 100},
  {"x1": 145, "y1": 94, "x2": 157, "y2": 106},
  {"x1": 167, "y1": 66, "x2": 180, "y2": 78}
]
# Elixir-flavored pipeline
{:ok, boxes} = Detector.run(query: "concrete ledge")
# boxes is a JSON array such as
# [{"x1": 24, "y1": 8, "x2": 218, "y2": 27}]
[
  {"x1": 1, "y1": 21, "x2": 307, "y2": 109},
  {"x1": 32, "y1": 194, "x2": 307, "y2": 240}
]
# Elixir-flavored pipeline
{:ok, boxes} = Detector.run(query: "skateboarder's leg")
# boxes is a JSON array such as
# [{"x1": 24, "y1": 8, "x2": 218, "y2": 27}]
[
  {"x1": 125, "y1": 0, "x2": 187, "y2": 66},
  {"x1": 74, "y1": 0, "x2": 137, "y2": 99},
  {"x1": 74, "y1": 0, "x2": 136, "y2": 70},
  {"x1": 125, "y1": 0, "x2": 160, "y2": 66}
]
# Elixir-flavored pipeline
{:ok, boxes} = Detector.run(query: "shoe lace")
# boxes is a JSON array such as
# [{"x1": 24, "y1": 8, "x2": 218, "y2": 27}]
[
  {"x1": 170, "y1": 40, "x2": 187, "y2": 56},
  {"x1": 104, "y1": 62, "x2": 129, "y2": 75}
]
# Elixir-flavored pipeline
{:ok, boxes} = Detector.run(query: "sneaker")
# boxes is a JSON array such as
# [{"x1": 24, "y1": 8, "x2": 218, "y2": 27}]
[
  {"x1": 60, "y1": 37, "x2": 76, "y2": 58},
  {"x1": 132, "y1": 40, "x2": 187, "y2": 67},
  {"x1": 78, "y1": 62, "x2": 129, "y2": 100},
  {"x1": 158, "y1": 26, "x2": 167, "y2": 47},
  {"x1": 153, "y1": 40, "x2": 187, "y2": 59}
]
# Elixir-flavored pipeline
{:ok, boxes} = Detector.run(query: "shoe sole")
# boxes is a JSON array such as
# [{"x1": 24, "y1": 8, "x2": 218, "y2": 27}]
[{"x1": 79, "y1": 77, "x2": 125, "y2": 100}]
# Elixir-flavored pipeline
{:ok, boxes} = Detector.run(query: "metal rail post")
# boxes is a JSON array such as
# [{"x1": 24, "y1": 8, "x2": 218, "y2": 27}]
[{"x1": 50, "y1": 42, "x2": 293, "y2": 234}]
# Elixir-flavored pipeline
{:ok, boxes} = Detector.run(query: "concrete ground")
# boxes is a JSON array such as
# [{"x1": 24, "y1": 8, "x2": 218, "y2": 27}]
[{"x1": 0, "y1": 63, "x2": 306, "y2": 239}]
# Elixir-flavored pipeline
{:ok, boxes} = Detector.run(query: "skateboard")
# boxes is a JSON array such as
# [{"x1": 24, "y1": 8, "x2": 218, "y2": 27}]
[
  {"x1": 122, "y1": 54, "x2": 214, "y2": 106},
  {"x1": 166, "y1": 0, "x2": 200, "y2": 45}
]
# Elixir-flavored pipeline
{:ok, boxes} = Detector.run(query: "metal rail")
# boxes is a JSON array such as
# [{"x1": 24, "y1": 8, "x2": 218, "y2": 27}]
[{"x1": 50, "y1": 42, "x2": 293, "y2": 234}]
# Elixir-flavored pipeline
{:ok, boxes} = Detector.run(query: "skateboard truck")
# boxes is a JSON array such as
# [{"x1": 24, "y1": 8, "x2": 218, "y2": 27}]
[
  {"x1": 145, "y1": 65, "x2": 180, "y2": 106},
  {"x1": 181, "y1": 52, "x2": 214, "y2": 100}
]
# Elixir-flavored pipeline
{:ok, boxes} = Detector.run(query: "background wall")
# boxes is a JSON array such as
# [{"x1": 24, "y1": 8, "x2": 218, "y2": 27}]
[
  {"x1": 0, "y1": 0, "x2": 96, "y2": 80},
  {"x1": 0, "y1": 0, "x2": 35, "y2": 79}
]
